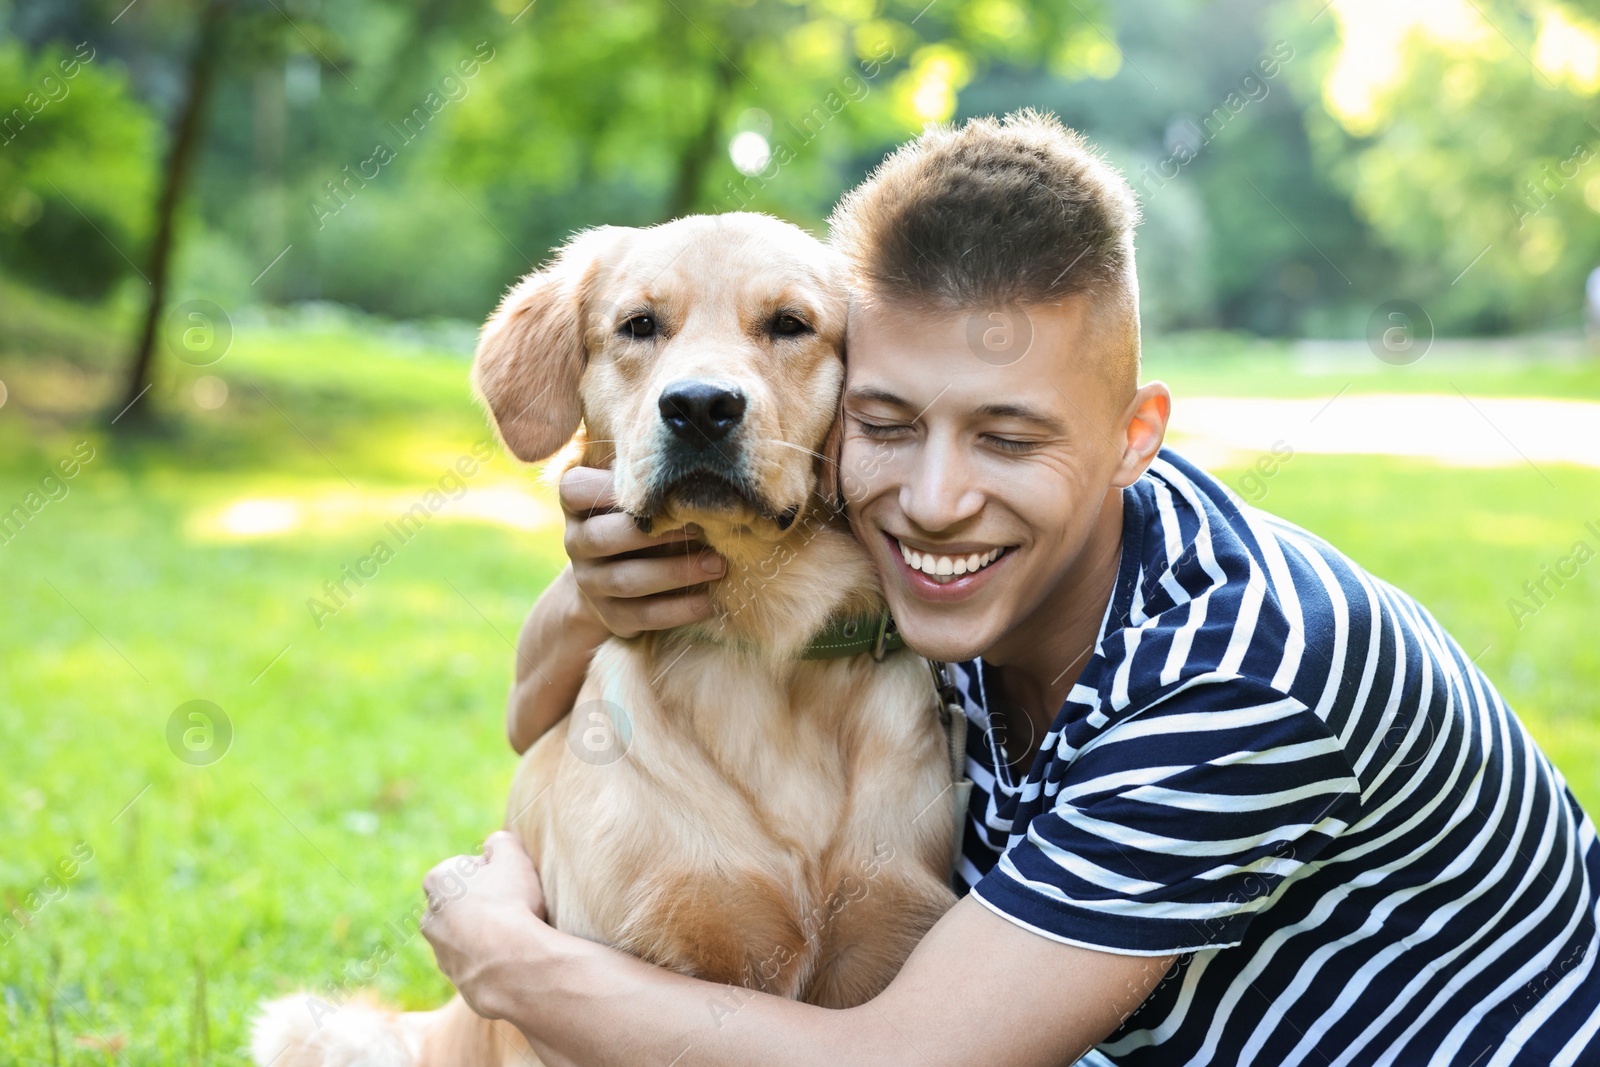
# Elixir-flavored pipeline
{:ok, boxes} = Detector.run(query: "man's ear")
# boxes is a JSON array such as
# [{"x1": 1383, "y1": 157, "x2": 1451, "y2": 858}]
[
  {"x1": 1112, "y1": 381, "x2": 1172, "y2": 489},
  {"x1": 471, "y1": 226, "x2": 628, "y2": 463}
]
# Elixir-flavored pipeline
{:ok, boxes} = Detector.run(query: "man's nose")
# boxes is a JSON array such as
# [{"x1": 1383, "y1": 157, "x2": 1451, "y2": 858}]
[
  {"x1": 658, "y1": 380, "x2": 747, "y2": 443},
  {"x1": 899, "y1": 436, "x2": 983, "y2": 531}
]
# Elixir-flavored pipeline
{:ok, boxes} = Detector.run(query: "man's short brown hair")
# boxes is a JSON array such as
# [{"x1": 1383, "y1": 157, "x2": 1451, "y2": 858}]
[{"x1": 829, "y1": 109, "x2": 1143, "y2": 390}]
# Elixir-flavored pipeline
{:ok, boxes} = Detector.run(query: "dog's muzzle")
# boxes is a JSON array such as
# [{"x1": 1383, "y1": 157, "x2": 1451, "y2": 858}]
[{"x1": 633, "y1": 378, "x2": 798, "y2": 534}]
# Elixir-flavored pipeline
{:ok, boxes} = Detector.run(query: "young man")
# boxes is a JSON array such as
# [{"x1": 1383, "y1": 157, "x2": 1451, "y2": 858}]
[{"x1": 421, "y1": 113, "x2": 1600, "y2": 1065}]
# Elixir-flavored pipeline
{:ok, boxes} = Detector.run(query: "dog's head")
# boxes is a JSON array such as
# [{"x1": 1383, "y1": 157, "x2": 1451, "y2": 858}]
[{"x1": 473, "y1": 213, "x2": 847, "y2": 544}]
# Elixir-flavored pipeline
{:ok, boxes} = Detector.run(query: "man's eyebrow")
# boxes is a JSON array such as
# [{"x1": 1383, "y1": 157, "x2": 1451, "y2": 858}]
[
  {"x1": 844, "y1": 387, "x2": 911, "y2": 408},
  {"x1": 972, "y1": 402, "x2": 1065, "y2": 430},
  {"x1": 846, "y1": 390, "x2": 1067, "y2": 430}
]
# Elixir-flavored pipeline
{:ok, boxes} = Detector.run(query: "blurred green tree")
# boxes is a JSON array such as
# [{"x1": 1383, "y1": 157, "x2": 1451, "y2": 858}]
[
  {"x1": 118, "y1": 0, "x2": 227, "y2": 418},
  {"x1": 445, "y1": 0, "x2": 1108, "y2": 219},
  {"x1": 113, "y1": 0, "x2": 374, "y2": 419},
  {"x1": 19, "y1": 0, "x2": 1595, "y2": 343},
  {"x1": 1293, "y1": 0, "x2": 1600, "y2": 331},
  {"x1": 0, "y1": 34, "x2": 157, "y2": 301},
  {"x1": 962, "y1": 0, "x2": 1397, "y2": 334}
]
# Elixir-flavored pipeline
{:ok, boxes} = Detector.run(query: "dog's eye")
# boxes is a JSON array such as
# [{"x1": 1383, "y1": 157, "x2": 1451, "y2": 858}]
[
  {"x1": 770, "y1": 313, "x2": 811, "y2": 338},
  {"x1": 623, "y1": 315, "x2": 656, "y2": 339}
]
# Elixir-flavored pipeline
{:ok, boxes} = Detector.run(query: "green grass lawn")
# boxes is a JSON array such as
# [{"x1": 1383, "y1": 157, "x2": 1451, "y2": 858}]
[
  {"x1": 1142, "y1": 331, "x2": 1600, "y2": 401},
  {"x1": 2, "y1": 286, "x2": 1597, "y2": 1063}
]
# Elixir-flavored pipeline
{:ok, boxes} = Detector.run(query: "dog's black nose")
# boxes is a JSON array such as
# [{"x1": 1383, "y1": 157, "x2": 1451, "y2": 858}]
[{"x1": 658, "y1": 381, "x2": 747, "y2": 443}]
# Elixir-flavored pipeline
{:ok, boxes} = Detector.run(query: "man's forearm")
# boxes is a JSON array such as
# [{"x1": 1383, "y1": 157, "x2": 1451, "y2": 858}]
[
  {"x1": 429, "y1": 849, "x2": 1161, "y2": 1067},
  {"x1": 492, "y1": 924, "x2": 921, "y2": 1067},
  {"x1": 507, "y1": 567, "x2": 608, "y2": 754}
]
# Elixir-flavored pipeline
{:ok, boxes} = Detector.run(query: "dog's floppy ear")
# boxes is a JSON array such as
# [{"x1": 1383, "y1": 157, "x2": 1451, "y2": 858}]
[
  {"x1": 816, "y1": 403, "x2": 845, "y2": 513},
  {"x1": 816, "y1": 258, "x2": 852, "y2": 512},
  {"x1": 472, "y1": 226, "x2": 628, "y2": 463}
]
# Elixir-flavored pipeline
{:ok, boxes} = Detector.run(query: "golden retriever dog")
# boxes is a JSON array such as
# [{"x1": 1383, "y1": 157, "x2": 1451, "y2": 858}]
[{"x1": 252, "y1": 212, "x2": 963, "y2": 1066}]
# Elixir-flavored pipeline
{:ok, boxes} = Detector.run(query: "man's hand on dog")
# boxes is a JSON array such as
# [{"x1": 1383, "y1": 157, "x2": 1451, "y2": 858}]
[
  {"x1": 420, "y1": 831, "x2": 546, "y2": 1020},
  {"x1": 560, "y1": 465, "x2": 726, "y2": 638},
  {"x1": 505, "y1": 467, "x2": 730, "y2": 753}
]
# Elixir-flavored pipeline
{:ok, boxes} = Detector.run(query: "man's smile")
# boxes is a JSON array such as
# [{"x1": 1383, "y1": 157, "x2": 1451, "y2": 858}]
[{"x1": 885, "y1": 532, "x2": 1017, "y2": 596}]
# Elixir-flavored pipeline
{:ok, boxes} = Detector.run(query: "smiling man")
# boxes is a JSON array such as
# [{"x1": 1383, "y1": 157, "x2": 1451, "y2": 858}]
[{"x1": 421, "y1": 112, "x2": 1600, "y2": 1065}]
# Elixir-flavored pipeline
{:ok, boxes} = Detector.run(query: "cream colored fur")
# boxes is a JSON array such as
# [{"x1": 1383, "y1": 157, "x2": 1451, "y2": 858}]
[{"x1": 252, "y1": 213, "x2": 958, "y2": 1067}]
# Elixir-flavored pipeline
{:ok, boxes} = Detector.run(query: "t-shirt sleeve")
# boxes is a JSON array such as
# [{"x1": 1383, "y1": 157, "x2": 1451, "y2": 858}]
[{"x1": 971, "y1": 676, "x2": 1363, "y2": 955}]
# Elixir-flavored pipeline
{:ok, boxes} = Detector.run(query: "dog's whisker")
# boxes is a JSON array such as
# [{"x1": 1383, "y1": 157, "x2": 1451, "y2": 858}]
[{"x1": 763, "y1": 439, "x2": 835, "y2": 465}]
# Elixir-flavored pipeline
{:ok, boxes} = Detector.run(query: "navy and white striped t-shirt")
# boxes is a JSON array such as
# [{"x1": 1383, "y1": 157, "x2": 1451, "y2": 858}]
[{"x1": 952, "y1": 449, "x2": 1600, "y2": 1066}]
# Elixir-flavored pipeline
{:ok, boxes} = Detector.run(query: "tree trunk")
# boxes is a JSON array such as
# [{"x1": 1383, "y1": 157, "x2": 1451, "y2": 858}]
[
  {"x1": 116, "y1": 0, "x2": 227, "y2": 424},
  {"x1": 665, "y1": 57, "x2": 737, "y2": 220}
]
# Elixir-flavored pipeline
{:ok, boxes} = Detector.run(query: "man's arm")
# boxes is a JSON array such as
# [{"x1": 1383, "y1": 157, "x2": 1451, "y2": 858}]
[
  {"x1": 506, "y1": 567, "x2": 609, "y2": 754},
  {"x1": 425, "y1": 833, "x2": 1174, "y2": 1067},
  {"x1": 506, "y1": 467, "x2": 726, "y2": 753},
  {"x1": 517, "y1": 899, "x2": 1172, "y2": 1067}
]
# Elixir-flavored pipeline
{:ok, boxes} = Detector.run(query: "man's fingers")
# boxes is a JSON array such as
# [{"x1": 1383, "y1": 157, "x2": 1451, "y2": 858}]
[
  {"x1": 564, "y1": 511, "x2": 699, "y2": 562},
  {"x1": 621, "y1": 592, "x2": 716, "y2": 633},
  {"x1": 484, "y1": 830, "x2": 535, "y2": 873},
  {"x1": 483, "y1": 832, "x2": 545, "y2": 915},
  {"x1": 483, "y1": 830, "x2": 519, "y2": 862},
  {"x1": 422, "y1": 860, "x2": 455, "y2": 910},
  {"x1": 557, "y1": 466, "x2": 618, "y2": 516},
  {"x1": 580, "y1": 552, "x2": 724, "y2": 601},
  {"x1": 557, "y1": 465, "x2": 721, "y2": 635},
  {"x1": 423, "y1": 860, "x2": 448, "y2": 894}
]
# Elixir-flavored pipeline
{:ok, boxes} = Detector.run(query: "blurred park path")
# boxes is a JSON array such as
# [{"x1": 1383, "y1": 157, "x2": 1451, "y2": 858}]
[{"x1": 1170, "y1": 394, "x2": 1600, "y2": 471}]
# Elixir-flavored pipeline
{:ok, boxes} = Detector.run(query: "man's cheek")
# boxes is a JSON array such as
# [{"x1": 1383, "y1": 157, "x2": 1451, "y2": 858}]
[{"x1": 837, "y1": 436, "x2": 896, "y2": 508}]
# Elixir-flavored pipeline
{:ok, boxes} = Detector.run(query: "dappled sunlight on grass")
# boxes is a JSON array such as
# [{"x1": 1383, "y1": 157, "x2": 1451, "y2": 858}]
[
  {"x1": 213, "y1": 498, "x2": 303, "y2": 537},
  {"x1": 189, "y1": 483, "x2": 560, "y2": 543}
]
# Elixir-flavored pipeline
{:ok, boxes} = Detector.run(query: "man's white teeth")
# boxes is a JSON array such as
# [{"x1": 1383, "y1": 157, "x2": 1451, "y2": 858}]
[{"x1": 897, "y1": 540, "x2": 1004, "y2": 583}]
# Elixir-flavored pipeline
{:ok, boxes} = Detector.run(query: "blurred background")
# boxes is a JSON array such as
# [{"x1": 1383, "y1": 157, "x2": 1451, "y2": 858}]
[{"x1": 2, "y1": 0, "x2": 1597, "y2": 1060}]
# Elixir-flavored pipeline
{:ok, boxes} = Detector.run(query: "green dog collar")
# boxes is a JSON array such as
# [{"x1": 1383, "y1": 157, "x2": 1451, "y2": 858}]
[{"x1": 801, "y1": 609, "x2": 905, "y2": 660}]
